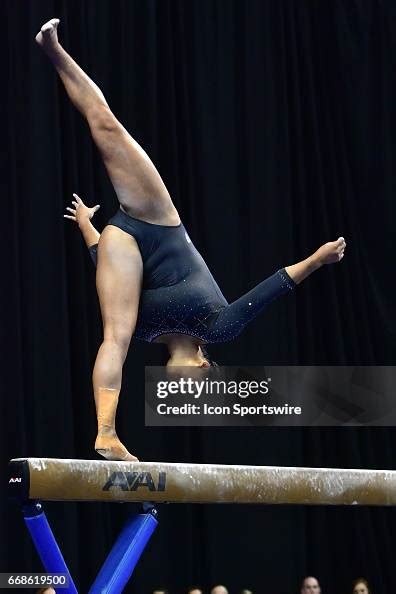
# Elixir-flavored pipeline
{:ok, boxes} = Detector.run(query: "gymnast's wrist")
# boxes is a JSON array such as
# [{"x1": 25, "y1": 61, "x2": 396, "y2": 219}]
[{"x1": 77, "y1": 216, "x2": 93, "y2": 231}]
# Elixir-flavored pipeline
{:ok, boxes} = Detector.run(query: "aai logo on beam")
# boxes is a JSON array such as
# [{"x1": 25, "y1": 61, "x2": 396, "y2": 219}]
[{"x1": 103, "y1": 471, "x2": 167, "y2": 492}]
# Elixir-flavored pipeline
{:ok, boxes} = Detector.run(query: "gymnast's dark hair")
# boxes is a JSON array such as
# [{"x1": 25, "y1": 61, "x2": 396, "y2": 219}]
[{"x1": 201, "y1": 345, "x2": 219, "y2": 367}]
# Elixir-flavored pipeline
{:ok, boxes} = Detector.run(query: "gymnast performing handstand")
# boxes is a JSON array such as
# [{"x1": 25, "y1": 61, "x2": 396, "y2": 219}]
[{"x1": 36, "y1": 18, "x2": 346, "y2": 462}]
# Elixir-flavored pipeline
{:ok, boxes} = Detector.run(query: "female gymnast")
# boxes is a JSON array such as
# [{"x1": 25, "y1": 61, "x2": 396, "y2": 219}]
[{"x1": 36, "y1": 18, "x2": 346, "y2": 461}]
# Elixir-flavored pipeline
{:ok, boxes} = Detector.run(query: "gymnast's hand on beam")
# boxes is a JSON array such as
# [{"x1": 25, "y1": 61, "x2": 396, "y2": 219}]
[{"x1": 63, "y1": 193, "x2": 100, "y2": 228}]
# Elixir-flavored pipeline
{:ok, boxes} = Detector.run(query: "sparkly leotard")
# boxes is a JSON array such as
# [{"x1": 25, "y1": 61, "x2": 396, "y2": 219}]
[{"x1": 89, "y1": 208, "x2": 296, "y2": 343}]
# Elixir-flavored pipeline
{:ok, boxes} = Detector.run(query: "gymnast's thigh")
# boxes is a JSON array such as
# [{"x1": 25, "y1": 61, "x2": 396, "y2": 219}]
[
  {"x1": 87, "y1": 107, "x2": 179, "y2": 225},
  {"x1": 96, "y1": 225, "x2": 143, "y2": 344}
]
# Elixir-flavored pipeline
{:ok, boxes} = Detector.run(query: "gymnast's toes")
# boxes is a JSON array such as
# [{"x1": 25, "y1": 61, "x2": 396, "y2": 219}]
[{"x1": 35, "y1": 18, "x2": 60, "y2": 47}]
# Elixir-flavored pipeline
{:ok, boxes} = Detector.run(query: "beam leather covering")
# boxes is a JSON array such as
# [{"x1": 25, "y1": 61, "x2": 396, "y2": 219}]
[{"x1": 8, "y1": 458, "x2": 396, "y2": 506}]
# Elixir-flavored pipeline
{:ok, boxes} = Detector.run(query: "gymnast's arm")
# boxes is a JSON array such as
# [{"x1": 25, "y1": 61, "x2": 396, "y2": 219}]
[{"x1": 64, "y1": 193, "x2": 100, "y2": 262}]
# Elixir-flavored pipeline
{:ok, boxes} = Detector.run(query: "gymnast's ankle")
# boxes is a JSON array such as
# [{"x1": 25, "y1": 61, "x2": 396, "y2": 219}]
[{"x1": 97, "y1": 424, "x2": 116, "y2": 436}]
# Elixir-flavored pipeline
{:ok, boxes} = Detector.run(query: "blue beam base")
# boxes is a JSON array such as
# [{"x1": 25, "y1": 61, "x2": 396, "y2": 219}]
[
  {"x1": 89, "y1": 506, "x2": 158, "y2": 594},
  {"x1": 22, "y1": 501, "x2": 78, "y2": 594}
]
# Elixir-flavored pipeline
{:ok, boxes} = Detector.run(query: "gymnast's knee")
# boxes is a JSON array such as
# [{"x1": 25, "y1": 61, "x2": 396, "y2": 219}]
[
  {"x1": 87, "y1": 104, "x2": 119, "y2": 134},
  {"x1": 102, "y1": 328, "x2": 133, "y2": 361}
]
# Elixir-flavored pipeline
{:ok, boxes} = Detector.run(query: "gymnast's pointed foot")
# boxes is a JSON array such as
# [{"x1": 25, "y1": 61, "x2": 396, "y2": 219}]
[
  {"x1": 95, "y1": 430, "x2": 139, "y2": 462},
  {"x1": 285, "y1": 237, "x2": 346, "y2": 284},
  {"x1": 35, "y1": 18, "x2": 60, "y2": 49},
  {"x1": 315, "y1": 236, "x2": 346, "y2": 265}
]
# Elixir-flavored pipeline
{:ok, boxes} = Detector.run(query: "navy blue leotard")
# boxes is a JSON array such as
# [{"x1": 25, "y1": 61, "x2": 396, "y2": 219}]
[{"x1": 88, "y1": 208, "x2": 295, "y2": 343}]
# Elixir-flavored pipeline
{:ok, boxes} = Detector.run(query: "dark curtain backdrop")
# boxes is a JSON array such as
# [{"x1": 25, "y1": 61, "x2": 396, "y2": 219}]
[{"x1": 1, "y1": 1, "x2": 396, "y2": 593}]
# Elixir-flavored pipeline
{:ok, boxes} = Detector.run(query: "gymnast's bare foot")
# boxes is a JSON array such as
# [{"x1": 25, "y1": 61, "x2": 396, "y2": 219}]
[
  {"x1": 35, "y1": 18, "x2": 60, "y2": 50},
  {"x1": 314, "y1": 236, "x2": 346, "y2": 266},
  {"x1": 95, "y1": 429, "x2": 139, "y2": 462},
  {"x1": 285, "y1": 237, "x2": 346, "y2": 284}
]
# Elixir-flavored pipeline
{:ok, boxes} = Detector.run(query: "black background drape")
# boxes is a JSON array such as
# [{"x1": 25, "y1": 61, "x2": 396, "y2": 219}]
[{"x1": 1, "y1": 1, "x2": 396, "y2": 593}]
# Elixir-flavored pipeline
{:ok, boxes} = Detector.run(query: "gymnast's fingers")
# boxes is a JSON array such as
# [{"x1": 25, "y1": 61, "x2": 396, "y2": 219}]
[
  {"x1": 64, "y1": 214, "x2": 76, "y2": 221},
  {"x1": 73, "y1": 193, "x2": 85, "y2": 206}
]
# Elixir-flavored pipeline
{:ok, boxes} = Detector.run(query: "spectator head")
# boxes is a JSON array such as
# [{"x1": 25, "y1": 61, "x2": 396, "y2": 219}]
[
  {"x1": 352, "y1": 579, "x2": 370, "y2": 594},
  {"x1": 301, "y1": 576, "x2": 321, "y2": 594},
  {"x1": 241, "y1": 590, "x2": 253, "y2": 594},
  {"x1": 188, "y1": 588, "x2": 203, "y2": 594},
  {"x1": 211, "y1": 586, "x2": 228, "y2": 594},
  {"x1": 153, "y1": 590, "x2": 168, "y2": 594}
]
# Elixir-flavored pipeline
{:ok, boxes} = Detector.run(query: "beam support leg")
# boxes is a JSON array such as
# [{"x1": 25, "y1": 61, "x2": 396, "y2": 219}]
[
  {"x1": 22, "y1": 501, "x2": 78, "y2": 594},
  {"x1": 89, "y1": 505, "x2": 158, "y2": 594}
]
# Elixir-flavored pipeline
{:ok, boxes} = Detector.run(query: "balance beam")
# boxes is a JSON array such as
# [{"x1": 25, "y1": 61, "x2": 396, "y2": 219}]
[{"x1": 8, "y1": 458, "x2": 396, "y2": 505}]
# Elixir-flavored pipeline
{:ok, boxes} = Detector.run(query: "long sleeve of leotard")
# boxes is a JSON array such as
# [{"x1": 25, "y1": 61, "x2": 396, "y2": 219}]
[{"x1": 206, "y1": 268, "x2": 296, "y2": 342}]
